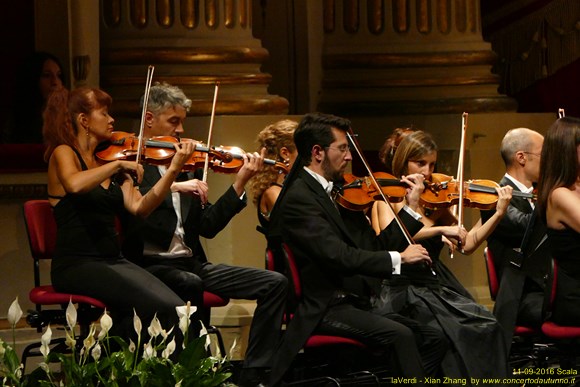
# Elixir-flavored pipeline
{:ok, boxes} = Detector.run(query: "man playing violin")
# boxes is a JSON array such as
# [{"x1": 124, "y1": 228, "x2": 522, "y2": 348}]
[
  {"x1": 267, "y1": 113, "x2": 449, "y2": 384},
  {"x1": 482, "y1": 128, "x2": 551, "y2": 348},
  {"x1": 122, "y1": 82, "x2": 288, "y2": 387}
]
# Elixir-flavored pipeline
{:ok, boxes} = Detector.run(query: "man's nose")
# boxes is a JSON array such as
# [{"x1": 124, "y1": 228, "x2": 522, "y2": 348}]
[{"x1": 175, "y1": 124, "x2": 184, "y2": 134}]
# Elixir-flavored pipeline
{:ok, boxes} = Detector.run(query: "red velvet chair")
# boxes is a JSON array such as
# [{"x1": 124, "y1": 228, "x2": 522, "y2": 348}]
[
  {"x1": 265, "y1": 244, "x2": 379, "y2": 386},
  {"x1": 484, "y1": 247, "x2": 541, "y2": 336},
  {"x1": 483, "y1": 246, "x2": 552, "y2": 370},
  {"x1": 540, "y1": 258, "x2": 580, "y2": 372},
  {"x1": 202, "y1": 291, "x2": 229, "y2": 356},
  {"x1": 22, "y1": 200, "x2": 106, "y2": 368}
]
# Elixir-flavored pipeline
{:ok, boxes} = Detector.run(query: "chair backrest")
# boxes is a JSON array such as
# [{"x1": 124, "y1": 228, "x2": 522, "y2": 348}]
[
  {"x1": 483, "y1": 247, "x2": 499, "y2": 301},
  {"x1": 543, "y1": 258, "x2": 558, "y2": 320},
  {"x1": 265, "y1": 243, "x2": 301, "y2": 315},
  {"x1": 23, "y1": 200, "x2": 57, "y2": 287}
]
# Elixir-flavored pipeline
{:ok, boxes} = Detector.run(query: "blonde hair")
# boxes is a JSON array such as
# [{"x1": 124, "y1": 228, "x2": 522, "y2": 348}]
[{"x1": 248, "y1": 119, "x2": 298, "y2": 206}]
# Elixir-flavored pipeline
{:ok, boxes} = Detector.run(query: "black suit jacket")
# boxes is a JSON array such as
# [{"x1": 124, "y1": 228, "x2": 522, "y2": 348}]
[
  {"x1": 122, "y1": 165, "x2": 246, "y2": 268},
  {"x1": 482, "y1": 176, "x2": 549, "y2": 289},
  {"x1": 269, "y1": 169, "x2": 423, "y2": 383},
  {"x1": 481, "y1": 176, "x2": 550, "y2": 347}
]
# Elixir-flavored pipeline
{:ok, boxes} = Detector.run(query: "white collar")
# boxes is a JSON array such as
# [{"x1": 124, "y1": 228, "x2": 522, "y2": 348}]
[
  {"x1": 304, "y1": 166, "x2": 333, "y2": 195},
  {"x1": 504, "y1": 173, "x2": 533, "y2": 193}
]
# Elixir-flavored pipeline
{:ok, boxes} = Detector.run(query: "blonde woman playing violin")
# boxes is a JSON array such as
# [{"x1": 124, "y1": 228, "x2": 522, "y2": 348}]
[{"x1": 370, "y1": 129, "x2": 512, "y2": 385}]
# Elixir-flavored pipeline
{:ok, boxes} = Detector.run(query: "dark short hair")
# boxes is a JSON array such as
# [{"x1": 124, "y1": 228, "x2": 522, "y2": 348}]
[{"x1": 294, "y1": 113, "x2": 351, "y2": 164}]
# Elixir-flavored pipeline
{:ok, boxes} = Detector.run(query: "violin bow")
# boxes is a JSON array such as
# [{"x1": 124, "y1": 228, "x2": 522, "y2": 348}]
[
  {"x1": 558, "y1": 108, "x2": 565, "y2": 118},
  {"x1": 135, "y1": 66, "x2": 155, "y2": 169},
  {"x1": 202, "y1": 82, "x2": 220, "y2": 183},
  {"x1": 454, "y1": 112, "x2": 468, "y2": 255},
  {"x1": 347, "y1": 129, "x2": 436, "y2": 275}
]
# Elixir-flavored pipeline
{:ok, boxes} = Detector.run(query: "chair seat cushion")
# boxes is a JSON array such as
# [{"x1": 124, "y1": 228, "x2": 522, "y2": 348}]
[
  {"x1": 541, "y1": 321, "x2": 580, "y2": 339},
  {"x1": 514, "y1": 325, "x2": 540, "y2": 336},
  {"x1": 203, "y1": 291, "x2": 229, "y2": 308},
  {"x1": 29, "y1": 285, "x2": 106, "y2": 309},
  {"x1": 305, "y1": 335, "x2": 366, "y2": 348}
]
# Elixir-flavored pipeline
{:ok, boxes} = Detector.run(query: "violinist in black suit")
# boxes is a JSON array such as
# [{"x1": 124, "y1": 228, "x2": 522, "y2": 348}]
[
  {"x1": 482, "y1": 128, "x2": 550, "y2": 347},
  {"x1": 122, "y1": 82, "x2": 287, "y2": 387},
  {"x1": 268, "y1": 113, "x2": 448, "y2": 384}
]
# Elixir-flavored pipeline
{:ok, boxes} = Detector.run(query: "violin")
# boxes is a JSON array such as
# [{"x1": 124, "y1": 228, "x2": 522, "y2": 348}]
[
  {"x1": 95, "y1": 131, "x2": 289, "y2": 173},
  {"x1": 336, "y1": 172, "x2": 443, "y2": 211},
  {"x1": 420, "y1": 173, "x2": 527, "y2": 210}
]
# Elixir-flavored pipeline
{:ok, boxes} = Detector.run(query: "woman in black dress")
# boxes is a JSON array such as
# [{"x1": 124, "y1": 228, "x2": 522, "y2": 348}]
[
  {"x1": 370, "y1": 130, "x2": 512, "y2": 384},
  {"x1": 43, "y1": 87, "x2": 195, "y2": 339}
]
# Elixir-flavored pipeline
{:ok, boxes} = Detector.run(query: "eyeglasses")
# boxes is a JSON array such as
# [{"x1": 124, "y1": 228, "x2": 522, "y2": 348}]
[
  {"x1": 325, "y1": 145, "x2": 351, "y2": 154},
  {"x1": 523, "y1": 151, "x2": 541, "y2": 158}
]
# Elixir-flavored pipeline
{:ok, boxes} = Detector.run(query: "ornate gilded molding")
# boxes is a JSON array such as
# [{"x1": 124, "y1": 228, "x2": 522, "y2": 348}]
[
  {"x1": 324, "y1": 51, "x2": 497, "y2": 68},
  {"x1": 101, "y1": 47, "x2": 269, "y2": 65}
]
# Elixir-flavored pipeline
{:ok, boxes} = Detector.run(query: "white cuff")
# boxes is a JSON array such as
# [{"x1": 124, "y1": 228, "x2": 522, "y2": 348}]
[
  {"x1": 403, "y1": 205, "x2": 422, "y2": 221},
  {"x1": 390, "y1": 251, "x2": 401, "y2": 274}
]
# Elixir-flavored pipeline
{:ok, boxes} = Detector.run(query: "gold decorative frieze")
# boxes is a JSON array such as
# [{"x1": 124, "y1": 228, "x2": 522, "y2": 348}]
[
  {"x1": 103, "y1": 0, "x2": 122, "y2": 27},
  {"x1": 368, "y1": 0, "x2": 384, "y2": 34},
  {"x1": 180, "y1": 0, "x2": 198, "y2": 28},
  {"x1": 156, "y1": 0, "x2": 174, "y2": 27},
  {"x1": 130, "y1": 0, "x2": 148, "y2": 28}
]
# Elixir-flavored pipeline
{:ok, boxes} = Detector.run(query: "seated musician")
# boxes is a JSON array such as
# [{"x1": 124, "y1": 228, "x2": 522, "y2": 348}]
[
  {"x1": 482, "y1": 128, "x2": 550, "y2": 347},
  {"x1": 268, "y1": 112, "x2": 449, "y2": 384},
  {"x1": 121, "y1": 82, "x2": 288, "y2": 387},
  {"x1": 370, "y1": 129, "x2": 512, "y2": 383}
]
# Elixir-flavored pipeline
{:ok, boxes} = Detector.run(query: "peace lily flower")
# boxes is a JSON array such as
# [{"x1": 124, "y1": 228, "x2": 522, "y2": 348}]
[
  {"x1": 147, "y1": 313, "x2": 162, "y2": 338},
  {"x1": 40, "y1": 325, "x2": 52, "y2": 358},
  {"x1": 1, "y1": 300, "x2": 232, "y2": 386},
  {"x1": 7, "y1": 297, "x2": 23, "y2": 327},
  {"x1": 133, "y1": 309, "x2": 142, "y2": 339},
  {"x1": 176, "y1": 301, "x2": 197, "y2": 338},
  {"x1": 162, "y1": 338, "x2": 176, "y2": 359},
  {"x1": 91, "y1": 342, "x2": 101, "y2": 361},
  {"x1": 98, "y1": 310, "x2": 113, "y2": 341},
  {"x1": 82, "y1": 324, "x2": 97, "y2": 353},
  {"x1": 199, "y1": 320, "x2": 211, "y2": 351},
  {"x1": 142, "y1": 339, "x2": 155, "y2": 360},
  {"x1": 66, "y1": 299, "x2": 77, "y2": 329}
]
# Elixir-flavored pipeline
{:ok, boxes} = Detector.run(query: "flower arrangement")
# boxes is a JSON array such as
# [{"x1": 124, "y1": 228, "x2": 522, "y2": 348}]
[{"x1": 0, "y1": 297, "x2": 233, "y2": 386}]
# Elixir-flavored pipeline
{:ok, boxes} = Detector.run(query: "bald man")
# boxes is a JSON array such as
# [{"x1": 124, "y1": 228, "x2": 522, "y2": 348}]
[{"x1": 482, "y1": 128, "x2": 550, "y2": 350}]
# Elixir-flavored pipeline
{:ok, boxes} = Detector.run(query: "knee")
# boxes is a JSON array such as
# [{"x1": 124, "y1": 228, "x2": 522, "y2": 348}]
[
  {"x1": 269, "y1": 271, "x2": 288, "y2": 292},
  {"x1": 172, "y1": 272, "x2": 203, "y2": 304}
]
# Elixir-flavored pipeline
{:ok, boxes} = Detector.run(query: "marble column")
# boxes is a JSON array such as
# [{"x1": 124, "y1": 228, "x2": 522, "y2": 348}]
[
  {"x1": 99, "y1": 0, "x2": 288, "y2": 118},
  {"x1": 318, "y1": 0, "x2": 517, "y2": 115}
]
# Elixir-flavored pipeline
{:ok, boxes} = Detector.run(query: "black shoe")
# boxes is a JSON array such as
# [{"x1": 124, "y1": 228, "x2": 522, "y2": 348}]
[{"x1": 237, "y1": 367, "x2": 270, "y2": 387}]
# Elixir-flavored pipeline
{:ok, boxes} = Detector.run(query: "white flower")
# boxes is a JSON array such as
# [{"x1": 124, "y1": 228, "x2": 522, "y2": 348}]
[
  {"x1": 147, "y1": 313, "x2": 162, "y2": 338},
  {"x1": 7, "y1": 298, "x2": 23, "y2": 327},
  {"x1": 83, "y1": 324, "x2": 97, "y2": 352},
  {"x1": 162, "y1": 338, "x2": 176, "y2": 359},
  {"x1": 228, "y1": 338, "x2": 237, "y2": 360},
  {"x1": 91, "y1": 342, "x2": 101, "y2": 361},
  {"x1": 66, "y1": 300, "x2": 77, "y2": 329},
  {"x1": 133, "y1": 309, "x2": 142, "y2": 339},
  {"x1": 142, "y1": 340, "x2": 155, "y2": 360},
  {"x1": 65, "y1": 329, "x2": 76, "y2": 349},
  {"x1": 39, "y1": 362, "x2": 50, "y2": 374},
  {"x1": 40, "y1": 325, "x2": 52, "y2": 358},
  {"x1": 176, "y1": 302, "x2": 196, "y2": 338},
  {"x1": 199, "y1": 320, "x2": 211, "y2": 351},
  {"x1": 98, "y1": 310, "x2": 113, "y2": 341},
  {"x1": 128, "y1": 339, "x2": 136, "y2": 353},
  {"x1": 160, "y1": 326, "x2": 174, "y2": 341}
]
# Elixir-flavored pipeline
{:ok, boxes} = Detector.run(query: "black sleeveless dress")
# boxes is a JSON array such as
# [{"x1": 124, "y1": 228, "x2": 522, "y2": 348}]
[
  {"x1": 50, "y1": 147, "x2": 184, "y2": 336},
  {"x1": 547, "y1": 227, "x2": 580, "y2": 325},
  {"x1": 372, "y1": 236, "x2": 509, "y2": 385}
]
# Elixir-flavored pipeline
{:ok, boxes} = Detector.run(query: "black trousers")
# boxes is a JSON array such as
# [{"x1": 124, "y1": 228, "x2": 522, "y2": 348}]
[
  {"x1": 318, "y1": 303, "x2": 448, "y2": 378},
  {"x1": 141, "y1": 257, "x2": 288, "y2": 369}
]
